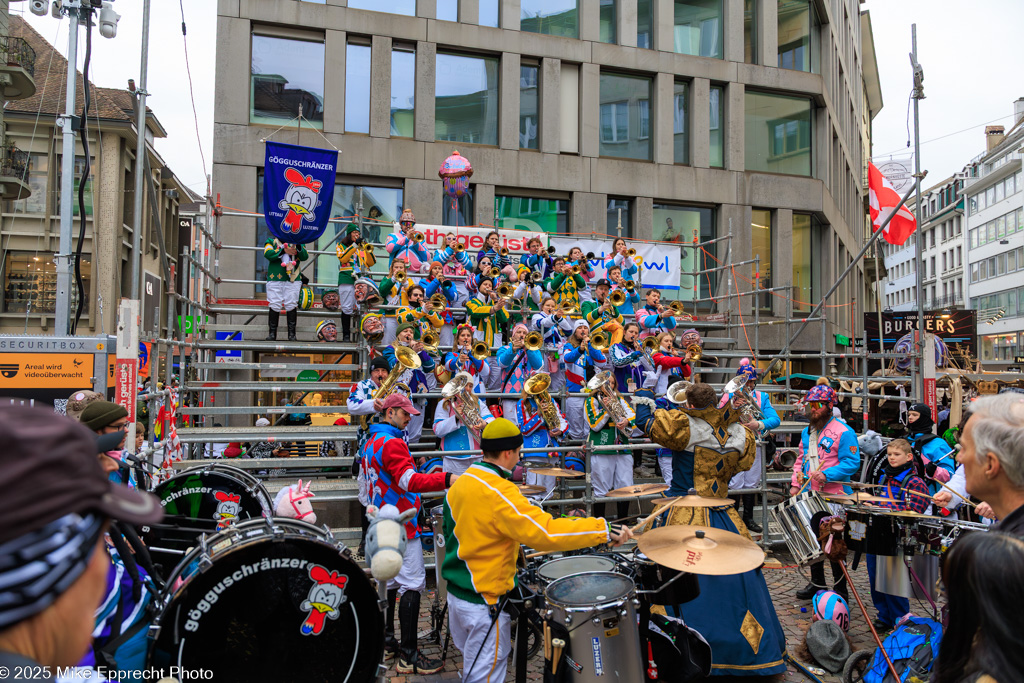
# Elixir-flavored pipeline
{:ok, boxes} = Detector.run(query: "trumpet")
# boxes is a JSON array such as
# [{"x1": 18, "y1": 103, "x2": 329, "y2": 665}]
[
  {"x1": 571, "y1": 265, "x2": 582, "y2": 275},
  {"x1": 489, "y1": 266, "x2": 501, "y2": 279},
  {"x1": 453, "y1": 242, "x2": 466, "y2": 253},
  {"x1": 590, "y1": 331, "x2": 611, "y2": 352},
  {"x1": 546, "y1": 245, "x2": 557, "y2": 255},
  {"x1": 626, "y1": 247, "x2": 637, "y2": 258},
  {"x1": 524, "y1": 331, "x2": 543, "y2": 351},
  {"x1": 428, "y1": 293, "x2": 447, "y2": 309},
  {"x1": 585, "y1": 251, "x2": 596, "y2": 260},
  {"x1": 625, "y1": 280, "x2": 636, "y2": 292},
  {"x1": 496, "y1": 282, "x2": 514, "y2": 300},
  {"x1": 531, "y1": 270, "x2": 544, "y2": 283},
  {"x1": 411, "y1": 231, "x2": 425, "y2": 243},
  {"x1": 499, "y1": 247, "x2": 510, "y2": 257},
  {"x1": 609, "y1": 289, "x2": 626, "y2": 307},
  {"x1": 361, "y1": 243, "x2": 375, "y2": 256},
  {"x1": 422, "y1": 331, "x2": 441, "y2": 356},
  {"x1": 472, "y1": 341, "x2": 491, "y2": 360}
]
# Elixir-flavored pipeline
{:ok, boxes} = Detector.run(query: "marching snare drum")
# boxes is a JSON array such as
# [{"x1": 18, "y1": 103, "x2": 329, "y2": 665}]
[
  {"x1": 862, "y1": 511, "x2": 902, "y2": 557},
  {"x1": 633, "y1": 550, "x2": 700, "y2": 605},
  {"x1": 544, "y1": 572, "x2": 643, "y2": 682},
  {"x1": 149, "y1": 518, "x2": 383, "y2": 683},
  {"x1": 769, "y1": 491, "x2": 832, "y2": 564},
  {"x1": 537, "y1": 554, "x2": 618, "y2": 586}
]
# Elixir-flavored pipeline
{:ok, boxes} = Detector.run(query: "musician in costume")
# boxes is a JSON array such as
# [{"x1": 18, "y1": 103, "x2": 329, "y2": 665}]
[
  {"x1": 360, "y1": 393, "x2": 457, "y2": 675},
  {"x1": 444, "y1": 324, "x2": 490, "y2": 385},
  {"x1": 519, "y1": 236, "x2": 551, "y2": 280},
  {"x1": 544, "y1": 257, "x2": 585, "y2": 314},
  {"x1": 476, "y1": 230, "x2": 511, "y2": 271},
  {"x1": 582, "y1": 278, "x2": 624, "y2": 347},
  {"x1": 380, "y1": 260, "x2": 416, "y2": 345},
  {"x1": 384, "y1": 323, "x2": 438, "y2": 445},
  {"x1": 650, "y1": 331, "x2": 693, "y2": 394},
  {"x1": 345, "y1": 356, "x2": 392, "y2": 554},
  {"x1": 562, "y1": 319, "x2": 608, "y2": 442},
  {"x1": 790, "y1": 384, "x2": 859, "y2": 602},
  {"x1": 515, "y1": 378, "x2": 569, "y2": 496},
  {"x1": 263, "y1": 238, "x2": 308, "y2": 341},
  {"x1": 585, "y1": 381, "x2": 634, "y2": 521},
  {"x1": 636, "y1": 289, "x2": 677, "y2": 337},
  {"x1": 905, "y1": 402, "x2": 956, "y2": 494},
  {"x1": 336, "y1": 223, "x2": 374, "y2": 341},
  {"x1": 510, "y1": 264, "x2": 543, "y2": 325},
  {"x1": 632, "y1": 382, "x2": 787, "y2": 676},
  {"x1": 434, "y1": 374, "x2": 495, "y2": 475},
  {"x1": 396, "y1": 285, "x2": 445, "y2": 341},
  {"x1": 608, "y1": 264, "x2": 641, "y2": 317},
  {"x1": 385, "y1": 208, "x2": 430, "y2": 272},
  {"x1": 531, "y1": 297, "x2": 572, "y2": 393},
  {"x1": 719, "y1": 359, "x2": 781, "y2": 533},
  {"x1": 419, "y1": 260, "x2": 459, "y2": 347},
  {"x1": 441, "y1": 419, "x2": 631, "y2": 683},
  {"x1": 567, "y1": 246, "x2": 596, "y2": 303},
  {"x1": 465, "y1": 277, "x2": 510, "y2": 349},
  {"x1": 496, "y1": 323, "x2": 544, "y2": 419},
  {"x1": 610, "y1": 322, "x2": 652, "y2": 394},
  {"x1": 607, "y1": 237, "x2": 640, "y2": 283}
]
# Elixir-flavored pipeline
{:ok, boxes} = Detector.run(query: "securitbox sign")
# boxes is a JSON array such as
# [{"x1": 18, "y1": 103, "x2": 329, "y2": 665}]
[{"x1": 0, "y1": 353, "x2": 93, "y2": 389}]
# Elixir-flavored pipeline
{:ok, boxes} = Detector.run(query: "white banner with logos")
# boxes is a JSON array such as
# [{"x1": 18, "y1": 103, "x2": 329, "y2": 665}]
[
  {"x1": 874, "y1": 156, "x2": 915, "y2": 194},
  {"x1": 390, "y1": 223, "x2": 550, "y2": 256},
  {"x1": 549, "y1": 238, "x2": 682, "y2": 291}
]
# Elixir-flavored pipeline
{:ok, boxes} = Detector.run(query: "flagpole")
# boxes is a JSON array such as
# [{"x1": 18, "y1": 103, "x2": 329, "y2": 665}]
[
  {"x1": 911, "y1": 24, "x2": 926, "y2": 403},
  {"x1": 762, "y1": 178, "x2": 924, "y2": 380}
]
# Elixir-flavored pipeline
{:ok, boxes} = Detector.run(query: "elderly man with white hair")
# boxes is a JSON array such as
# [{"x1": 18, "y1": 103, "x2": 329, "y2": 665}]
[{"x1": 956, "y1": 394, "x2": 1024, "y2": 537}]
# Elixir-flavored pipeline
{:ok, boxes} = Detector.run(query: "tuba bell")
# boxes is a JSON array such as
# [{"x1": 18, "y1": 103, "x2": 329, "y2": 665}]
[
  {"x1": 665, "y1": 380, "x2": 693, "y2": 405},
  {"x1": 372, "y1": 345, "x2": 422, "y2": 400},
  {"x1": 524, "y1": 373, "x2": 562, "y2": 435},
  {"x1": 441, "y1": 371, "x2": 487, "y2": 431}
]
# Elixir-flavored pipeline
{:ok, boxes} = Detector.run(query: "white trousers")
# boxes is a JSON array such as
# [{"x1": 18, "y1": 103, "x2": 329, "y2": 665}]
[
  {"x1": 443, "y1": 456, "x2": 481, "y2": 475},
  {"x1": 728, "y1": 444, "x2": 764, "y2": 490},
  {"x1": 448, "y1": 592, "x2": 512, "y2": 683},
  {"x1": 337, "y1": 284, "x2": 356, "y2": 315},
  {"x1": 266, "y1": 280, "x2": 301, "y2": 311},
  {"x1": 386, "y1": 536, "x2": 427, "y2": 595},
  {"x1": 658, "y1": 455, "x2": 673, "y2": 488},
  {"x1": 591, "y1": 454, "x2": 633, "y2": 498},
  {"x1": 565, "y1": 396, "x2": 586, "y2": 441}
]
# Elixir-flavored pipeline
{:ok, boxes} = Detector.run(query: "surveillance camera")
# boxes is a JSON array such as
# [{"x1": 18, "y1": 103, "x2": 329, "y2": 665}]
[
  {"x1": 29, "y1": 0, "x2": 48, "y2": 17},
  {"x1": 98, "y1": 2, "x2": 120, "y2": 39},
  {"x1": 51, "y1": 1, "x2": 62, "y2": 19}
]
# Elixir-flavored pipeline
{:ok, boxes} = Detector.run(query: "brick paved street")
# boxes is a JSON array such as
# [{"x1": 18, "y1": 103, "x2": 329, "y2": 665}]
[{"x1": 386, "y1": 549, "x2": 943, "y2": 683}]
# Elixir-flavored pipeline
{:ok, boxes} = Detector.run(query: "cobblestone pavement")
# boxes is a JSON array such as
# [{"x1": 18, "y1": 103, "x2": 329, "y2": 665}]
[{"x1": 386, "y1": 551, "x2": 942, "y2": 683}]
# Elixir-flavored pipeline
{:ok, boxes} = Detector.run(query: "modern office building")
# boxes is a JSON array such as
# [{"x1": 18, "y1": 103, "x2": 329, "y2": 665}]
[
  {"x1": 964, "y1": 102, "x2": 1024, "y2": 367},
  {"x1": 214, "y1": 0, "x2": 882, "y2": 361}
]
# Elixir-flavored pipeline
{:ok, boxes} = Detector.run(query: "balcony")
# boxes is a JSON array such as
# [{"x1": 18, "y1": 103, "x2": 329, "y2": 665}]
[
  {"x1": 0, "y1": 36, "x2": 36, "y2": 100},
  {"x1": 0, "y1": 142, "x2": 31, "y2": 200},
  {"x1": 926, "y1": 293, "x2": 964, "y2": 309}
]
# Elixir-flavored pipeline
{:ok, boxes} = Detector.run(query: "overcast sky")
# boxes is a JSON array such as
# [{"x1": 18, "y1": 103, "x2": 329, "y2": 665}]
[{"x1": 15, "y1": 0, "x2": 1024, "y2": 198}]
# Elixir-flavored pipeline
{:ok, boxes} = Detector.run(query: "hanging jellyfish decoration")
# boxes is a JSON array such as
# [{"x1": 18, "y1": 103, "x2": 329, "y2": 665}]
[
  {"x1": 894, "y1": 332, "x2": 948, "y2": 373},
  {"x1": 439, "y1": 150, "x2": 473, "y2": 199}
]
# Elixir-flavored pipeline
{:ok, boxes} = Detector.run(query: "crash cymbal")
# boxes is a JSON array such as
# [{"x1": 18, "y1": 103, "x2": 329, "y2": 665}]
[
  {"x1": 607, "y1": 483, "x2": 669, "y2": 498},
  {"x1": 823, "y1": 492, "x2": 890, "y2": 505},
  {"x1": 636, "y1": 525, "x2": 765, "y2": 576},
  {"x1": 530, "y1": 467, "x2": 585, "y2": 478},
  {"x1": 846, "y1": 481, "x2": 884, "y2": 490},
  {"x1": 517, "y1": 484, "x2": 547, "y2": 496},
  {"x1": 883, "y1": 510, "x2": 934, "y2": 519},
  {"x1": 655, "y1": 494, "x2": 735, "y2": 508}
]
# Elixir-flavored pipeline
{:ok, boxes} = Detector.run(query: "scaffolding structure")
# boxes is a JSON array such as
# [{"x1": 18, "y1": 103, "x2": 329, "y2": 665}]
[{"x1": 163, "y1": 191, "x2": 926, "y2": 551}]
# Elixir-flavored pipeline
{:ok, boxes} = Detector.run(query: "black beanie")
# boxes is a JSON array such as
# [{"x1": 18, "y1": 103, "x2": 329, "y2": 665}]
[{"x1": 907, "y1": 402, "x2": 934, "y2": 433}]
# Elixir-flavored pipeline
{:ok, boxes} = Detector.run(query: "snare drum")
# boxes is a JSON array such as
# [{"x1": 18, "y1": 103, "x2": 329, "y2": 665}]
[
  {"x1": 544, "y1": 572, "x2": 643, "y2": 682},
  {"x1": 537, "y1": 554, "x2": 618, "y2": 586},
  {"x1": 149, "y1": 518, "x2": 383, "y2": 683},
  {"x1": 769, "y1": 491, "x2": 832, "y2": 564},
  {"x1": 633, "y1": 551, "x2": 700, "y2": 605},
  {"x1": 862, "y1": 511, "x2": 902, "y2": 557}
]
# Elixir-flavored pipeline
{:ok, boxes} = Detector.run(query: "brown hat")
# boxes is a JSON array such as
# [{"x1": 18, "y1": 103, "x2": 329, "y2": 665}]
[
  {"x1": 0, "y1": 406, "x2": 163, "y2": 544},
  {"x1": 66, "y1": 389, "x2": 104, "y2": 421},
  {"x1": 80, "y1": 400, "x2": 129, "y2": 431}
]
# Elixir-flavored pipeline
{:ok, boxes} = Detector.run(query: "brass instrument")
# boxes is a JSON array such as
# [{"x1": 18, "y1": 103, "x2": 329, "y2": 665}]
[
  {"x1": 570, "y1": 265, "x2": 582, "y2": 275},
  {"x1": 546, "y1": 246, "x2": 557, "y2": 255},
  {"x1": 687, "y1": 344, "x2": 703, "y2": 361},
  {"x1": 372, "y1": 345, "x2": 422, "y2": 400},
  {"x1": 626, "y1": 247, "x2": 637, "y2": 258},
  {"x1": 586, "y1": 370, "x2": 631, "y2": 436},
  {"x1": 524, "y1": 331, "x2": 543, "y2": 351},
  {"x1": 411, "y1": 231, "x2": 425, "y2": 243},
  {"x1": 441, "y1": 371, "x2": 488, "y2": 432},
  {"x1": 428, "y1": 293, "x2": 447, "y2": 309},
  {"x1": 499, "y1": 247, "x2": 510, "y2": 257},
  {"x1": 639, "y1": 337, "x2": 659, "y2": 367},
  {"x1": 590, "y1": 331, "x2": 611, "y2": 352},
  {"x1": 609, "y1": 289, "x2": 626, "y2": 307},
  {"x1": 361, "y1": 243, "x2": 375, "y2": 256},
  {"x1": 585, "y1": 251, "x2": 596, "y2": 261},
  {"x1": 421, "y1": 331, "x2": 441, "y2": 356},
  {"x1": 723, "y1": 375, "x2": 766, "y2": 423},
  {"x1": 489, "y1": 266, "x2": 501, "y2": 279},
  {"x1": 665, "y1": 380, "x2": 693, "y2": 405},
  {"x1": 472, "y1": 340, "x2": 491, "y2": 360},
  {"x1": 668, "y1": 301, "x2": 686, "y2": 315},
  {"x1": 531, "y1": 270, "x2": 544, "y2": 283},
  {"x1": 524, "y1": 373, "x2": 562, "y2": 434},
  {"x1": 496, "y1": 282, "x2": 514, "y2": 300},
  {"x1": 625, "y1": 280, "x2": 636, "y2": 292}
]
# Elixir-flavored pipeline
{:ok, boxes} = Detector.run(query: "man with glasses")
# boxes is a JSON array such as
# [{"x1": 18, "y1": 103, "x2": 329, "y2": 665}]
[{"x1": 79, "y1": 401, "x2": 135, "y2": 487}]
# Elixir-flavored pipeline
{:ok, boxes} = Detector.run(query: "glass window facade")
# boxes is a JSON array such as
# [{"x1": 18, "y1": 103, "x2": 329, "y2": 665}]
[
  {"x1": 599, "y1": 72, "x2": 652, "y2": 161},
  {"x1": 637, "y1": 0, "x2": 653, "y2": 48},
  {"x1": 744, "y1": 0, "x2": 757, "y2": 63},
  {"x1": 345, "y1": 42, "x2": 371, "y2": 134},
  {"x1": 435, "y1": 53, "x2": 500, "y2": 146},
  {"x1": 751, "y1": 208, "x2": 772, "y2": 309},
  {"x1": 12, "y1": 152, "x2": 47, "y2": 214},
  {"x1": 3, "y1": 252, "x2": 88, "y2": 314},
  {"x1": 673, "y1": 81, "x2": 688, "y2": 164},
  {"x1": 653, "y1": 204, "x2": 715, "y2": 304},
  {"x1": 709, "y1": 86, "x2": 723, "y2": 168},
  {"x1": 745, "y1": 91, "x2": 812, "y2": 176},
  {"x1": 55, "y1": 156, "x2": 93, "y2": 217},
  {"x1": 520, "y1": 64, "x2": 539, "y2": 150},
  {"x1": 391, "y1": 48, "x2": 415, "y2": 138},
  {"x1": 251, "y1": 35, "x2": 325, "y2": 127},
  {"x1": 673, "y1": 0, "x2": 723, "y2": 59},
  {"x1": 777, "y1": 0, "x2": 818, "y2": 72},
  {"x1": 347, "y1": 0, "x2": 415, "y2": 15},
  {"x1": 495, "y1": 195, "x2": 569, "y2": 234},
  {"x1": 607, "y1": 198, "x2": 632, "y2": 237},
  {"x1": 521, "y1": 0, "x2": 578, "y2": 38},
  {"x1": 479, "y1": 0, "x2": 499, "y2": 27},
  {"x1": 437, "y1": 0, "x2": 459, "y2": 21},
  {"x1": 599, "y1": 0, "x2": 617, "y2": 44},
  {"x1": 792, "y1": 213, "x2": 818, "y2": 311},
  {"x1": 981, "y1": 333, "x2": 1019, "y2": 362}
]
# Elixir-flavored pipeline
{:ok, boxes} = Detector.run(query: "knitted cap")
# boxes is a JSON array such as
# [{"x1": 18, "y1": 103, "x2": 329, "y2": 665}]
[
  {"x1": 395, "y1": 322, "x2": 417, "y2": 338},
  {"x1": 345, "y1": 223, "x2": 360, "y2": 236},
  {"x1": 481, "y1": 418, "x2": 524, "y2": 454},
  {"x1": 79, "y1": 401, "x2": 128, "y2": 432}
]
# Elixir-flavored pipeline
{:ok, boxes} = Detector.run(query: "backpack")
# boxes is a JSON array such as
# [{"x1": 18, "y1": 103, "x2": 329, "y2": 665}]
[
  {"x1": 863, "y1": 616, "x2": 942, "y2": 683},
  {"x1": 647, "y1": 614, "x2": 712, "y2": 683}
]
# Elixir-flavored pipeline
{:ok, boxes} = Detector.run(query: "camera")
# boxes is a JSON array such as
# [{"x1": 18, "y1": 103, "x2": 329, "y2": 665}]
[
  {"x1": 98, "y1": 2, "x2": 120, "y2": 39},
  {"x1": 29, "y1": 0, "x2": 48, "y2": 16}
]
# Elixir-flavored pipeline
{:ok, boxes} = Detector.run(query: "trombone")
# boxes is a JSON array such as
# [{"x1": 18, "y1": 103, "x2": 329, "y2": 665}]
[
  {"x1": 637, "y1": 336, "x2": 658, "y2": 367},
  {"x1": 427, "y1": 293, "x2": 447, "y2": 309},
  {"x1": 496, "y1": 282, "x2": 514, "y2": 300}
]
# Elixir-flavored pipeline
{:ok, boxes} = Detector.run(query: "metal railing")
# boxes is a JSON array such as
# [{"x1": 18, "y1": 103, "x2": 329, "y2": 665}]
[
  {"x1": 0, "y1": 141, "x2": 28, "y2": 180},
  {"x1": 0, "y1": 36, "x2": 36, "y2": 78}
]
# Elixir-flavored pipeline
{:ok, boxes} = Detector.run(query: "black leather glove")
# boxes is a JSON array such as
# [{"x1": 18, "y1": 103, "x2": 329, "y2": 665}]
[{"x1": 924, "y1": 461, "x2": 937, "y2": 478}]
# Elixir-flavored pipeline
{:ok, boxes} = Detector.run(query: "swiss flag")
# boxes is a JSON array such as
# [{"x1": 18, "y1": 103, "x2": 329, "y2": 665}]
[{"x1": 868, "y1": 162, "x2": 917, "y2": 245}]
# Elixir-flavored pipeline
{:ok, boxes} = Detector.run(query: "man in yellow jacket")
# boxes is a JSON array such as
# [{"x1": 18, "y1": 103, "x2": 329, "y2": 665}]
[{"x1": 442, "y1": 418, "x2": 632, "y2": 683}]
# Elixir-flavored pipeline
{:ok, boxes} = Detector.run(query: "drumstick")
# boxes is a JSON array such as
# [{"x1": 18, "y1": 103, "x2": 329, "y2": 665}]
[
  {"x1": 932, "y1": 480, "x2": 978, "y2": 508},
  {"x1": 544, "y1": 622, "x2": 551, "y2": 661},
  {"x1": 631, "y1": 498, "x2": 677, "y2": 534},
  {"x1": 551, "y1": 638, "x2": 565, "y2": 675},
  {"x1": 525, "y1": 548, "x2": 560, "y2": 559}
]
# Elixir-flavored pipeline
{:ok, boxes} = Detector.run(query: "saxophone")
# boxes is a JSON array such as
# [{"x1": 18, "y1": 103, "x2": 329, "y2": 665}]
[{"x1": 524, "y1": 372, "x2": 561, "y2": 435}]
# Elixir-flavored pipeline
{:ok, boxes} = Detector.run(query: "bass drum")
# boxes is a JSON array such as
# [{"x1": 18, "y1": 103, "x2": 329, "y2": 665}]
[
  {"x1": 150, "y1": 518, "x2": 383, "y2": 683},
  {"x1": 142, "y1": 464, "x2": 273, "y2": 575}
]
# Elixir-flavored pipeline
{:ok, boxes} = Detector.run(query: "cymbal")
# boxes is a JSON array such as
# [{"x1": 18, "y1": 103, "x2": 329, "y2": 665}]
[
  {"x1": 823, "y1": 492, "x2": 890, "y2": 505},
  {"x1": 846, "y1": 481, "x2": 884, "y2": 490},
  {"x1": 883, "y1": 510, "x2": 935, "y2": 519},
  {"x1": 517, "y1": 484, "x2": 547, "y2": 496},
  {"x1": 655, "y1": 494, "x2": 735, "y2": 508},
  {"x1": 607, "y1": 483, "x2": 669, "y2": 498},
  {"x1": 530, "y1": 467, "x2": 585, "y2": 478},
  {"x1": 636, "y1": 525, "x2": 765, "y2": 576}
]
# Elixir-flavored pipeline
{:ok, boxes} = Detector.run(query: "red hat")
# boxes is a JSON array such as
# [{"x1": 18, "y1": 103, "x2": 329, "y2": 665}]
[{"x1": 381, "y1": 393, "x2": 420, "y2": 415}]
